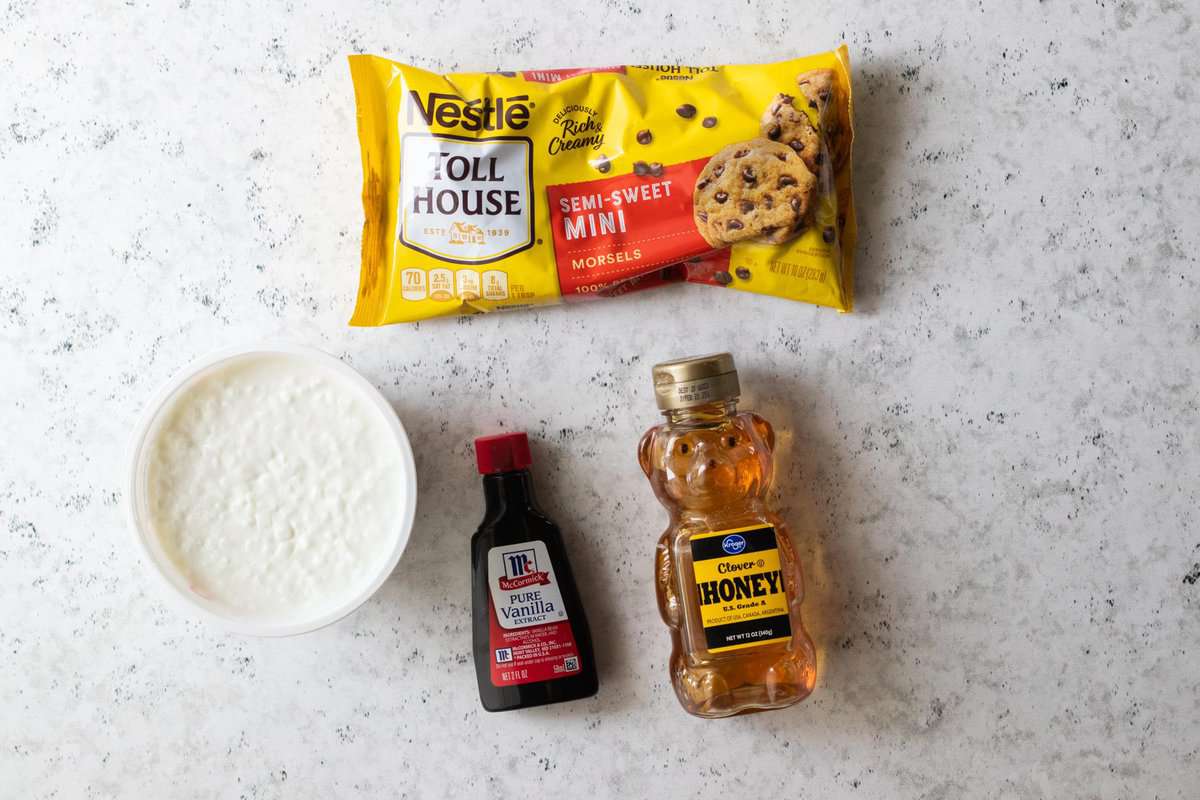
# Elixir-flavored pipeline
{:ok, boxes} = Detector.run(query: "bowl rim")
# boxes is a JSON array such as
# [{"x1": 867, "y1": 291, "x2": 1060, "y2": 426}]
[{"x1": 125, "y1": 342, "x2": 418, "y2": 637}]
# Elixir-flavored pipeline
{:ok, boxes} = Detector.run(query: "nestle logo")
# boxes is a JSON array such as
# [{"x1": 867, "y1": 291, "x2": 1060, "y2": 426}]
[
  {"x1": 721, "y1": 534, "x2": 747, "y2": 555},
  {"x1": 407, "y1": 90, "x2": 531, "y2": 131}
]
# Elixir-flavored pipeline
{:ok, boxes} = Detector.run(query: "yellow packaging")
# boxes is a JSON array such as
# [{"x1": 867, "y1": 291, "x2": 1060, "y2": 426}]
[{"x1": 348, "y1": 48, "x2": 855, "y2": 325}]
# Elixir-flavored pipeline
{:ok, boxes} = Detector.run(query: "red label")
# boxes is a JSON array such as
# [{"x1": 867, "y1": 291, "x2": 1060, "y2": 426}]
[
  {"x1": 488, "y1": 596, "x2": 582, "y2": 687},
  {"x1": 520, "y1": 66, "x2": 626, "y2": 84},
  {"x1": 546, "y1": 158, "x2": 712, "y2": 297},
  {"x1": 497, "y1": 570, "x2": 551, "y2": 591},
  {"x1": 597, "y1": 262, "x2": 687, "y2": 299},
  {"x1": 683, "y1": 249, "x2": 732, "y2": 286}
]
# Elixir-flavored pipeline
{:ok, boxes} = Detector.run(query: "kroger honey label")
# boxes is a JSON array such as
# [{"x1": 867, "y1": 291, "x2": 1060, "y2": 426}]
[
  {"x1": 347, "y1": 48, "x2": 855, "y2": 325},
  {"x1": 690, "y1": 525, "x2": 792, "y2": 653}
]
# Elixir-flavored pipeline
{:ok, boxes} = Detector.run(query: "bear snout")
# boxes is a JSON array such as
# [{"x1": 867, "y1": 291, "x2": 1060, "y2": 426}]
[{"x1": 687, "y1": 449, "x2": 734, "y2": 487}]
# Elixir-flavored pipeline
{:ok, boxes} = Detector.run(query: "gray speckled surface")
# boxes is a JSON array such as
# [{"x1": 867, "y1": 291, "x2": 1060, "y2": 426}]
[{"x1": 3, "y1": 1, "x2": 1199, "y2": 797}]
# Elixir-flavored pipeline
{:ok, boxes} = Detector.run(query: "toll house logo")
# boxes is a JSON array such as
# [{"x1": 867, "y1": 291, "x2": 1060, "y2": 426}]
[
  {"x1": 398, "y1": 132, "x2": 534, "y2": 264},
  {"x1": 498, "y1": 548, "x2": 551, "y2": 591},
  {"x1": 448, "y1": 222, "x2": 485, "y2": 246}
]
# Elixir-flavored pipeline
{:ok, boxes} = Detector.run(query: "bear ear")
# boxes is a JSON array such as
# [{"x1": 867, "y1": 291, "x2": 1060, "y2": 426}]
[
  {"x1": 637, "y1": 429, "x2": 658, "y2": 477},
  {"x1": 748, "y1": 413, "x2": 775, "y2": 450}
]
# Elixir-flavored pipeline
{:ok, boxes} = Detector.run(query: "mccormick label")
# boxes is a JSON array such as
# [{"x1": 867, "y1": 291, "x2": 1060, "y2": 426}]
[
  {"x1": 689, "y1": 525, "x2": 792, "y2": 653},
  {"x1": 486, "y1": 541, "x2": 582, "y2": 686}
]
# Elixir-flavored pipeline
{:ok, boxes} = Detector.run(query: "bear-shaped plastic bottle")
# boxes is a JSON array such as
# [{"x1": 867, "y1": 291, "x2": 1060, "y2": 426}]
[{"x1": 638, "y1": 353, "x2": 817, "y2": 717}]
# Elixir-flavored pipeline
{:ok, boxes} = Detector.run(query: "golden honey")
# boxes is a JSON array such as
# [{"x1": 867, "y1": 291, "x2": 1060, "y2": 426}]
[{"x1": 638, "y1": 353, "x2": 816, "y2": 717}]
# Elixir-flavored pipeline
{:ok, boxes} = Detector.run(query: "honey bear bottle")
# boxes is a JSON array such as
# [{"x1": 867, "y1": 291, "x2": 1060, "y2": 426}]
[{"x1": 638, "y1": 353, "x2": 817, "y2": 718}]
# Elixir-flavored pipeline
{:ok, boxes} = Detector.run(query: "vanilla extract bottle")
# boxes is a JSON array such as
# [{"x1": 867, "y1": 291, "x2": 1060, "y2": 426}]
[{"x1": 470, "y1": 432, "x2": 598, "y2": 711}]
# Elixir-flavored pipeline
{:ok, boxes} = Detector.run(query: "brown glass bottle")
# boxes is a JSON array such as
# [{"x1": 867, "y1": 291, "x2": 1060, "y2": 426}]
[
  {"x1": 638, "y1": 353, "x2": 816, "y2": 718},
  {"x1": 471, "y1": 432, "x2": 598, "y2": 711}
]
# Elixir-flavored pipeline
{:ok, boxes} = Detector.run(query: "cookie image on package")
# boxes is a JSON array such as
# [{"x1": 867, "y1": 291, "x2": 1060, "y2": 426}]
[
  {"x1": 692, "y1": 139, "x2": 817, "y2": 248},
  {"x1": 760, "y1": 94, "x2": 822, "y2": 174},
  {"x1": 796, "y1": 69, "x2": 835, "y2": 111},
  {"x1": 796, "y1": 68, "x2": 850, "y2": 170}
]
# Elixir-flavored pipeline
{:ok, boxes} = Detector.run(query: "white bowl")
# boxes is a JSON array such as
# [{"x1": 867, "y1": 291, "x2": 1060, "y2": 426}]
[{"x1": 126, "y1": 343, "x2": 417, "y2": 636}]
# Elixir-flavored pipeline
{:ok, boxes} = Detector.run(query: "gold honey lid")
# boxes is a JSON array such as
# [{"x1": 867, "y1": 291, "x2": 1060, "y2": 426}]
[{"x1": 651, "y1": 353, "x2": 740, "y2": 411}]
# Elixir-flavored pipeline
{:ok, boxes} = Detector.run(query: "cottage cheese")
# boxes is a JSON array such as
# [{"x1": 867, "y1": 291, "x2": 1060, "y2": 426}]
[{"x1": 145, "y1": 352, "x2": 405, "y2": 621}]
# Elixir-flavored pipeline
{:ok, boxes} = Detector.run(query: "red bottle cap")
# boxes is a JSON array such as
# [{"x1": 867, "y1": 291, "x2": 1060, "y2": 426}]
[{"x1": 475, "y1": 432, "x2": 532, "y2": 474}]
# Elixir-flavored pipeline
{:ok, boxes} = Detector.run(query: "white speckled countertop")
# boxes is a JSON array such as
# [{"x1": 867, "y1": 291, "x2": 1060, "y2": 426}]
[{"x1": 3, "y1": 1, "x2": 1198, "y2": 797}]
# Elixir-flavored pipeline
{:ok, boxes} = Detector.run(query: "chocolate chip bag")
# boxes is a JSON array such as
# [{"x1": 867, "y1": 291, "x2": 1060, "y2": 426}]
[{"x1": 348, "y1": 47, "x2": 855, "y2": 325}]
